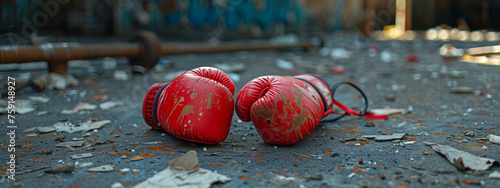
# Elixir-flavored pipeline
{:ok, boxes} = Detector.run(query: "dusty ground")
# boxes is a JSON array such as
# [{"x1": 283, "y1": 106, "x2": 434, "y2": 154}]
[{"x1": 1, "y1": 33, "x2": 499, "y2": 187}]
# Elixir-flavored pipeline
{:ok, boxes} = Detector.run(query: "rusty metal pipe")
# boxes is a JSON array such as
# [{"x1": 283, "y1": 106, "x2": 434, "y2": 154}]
[{"x1": 0, "y1": 43, "x2": 139, "y2": 64}]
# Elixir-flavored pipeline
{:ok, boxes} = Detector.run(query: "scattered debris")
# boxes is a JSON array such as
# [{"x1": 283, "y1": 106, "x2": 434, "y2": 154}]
[
  {"x1": 490, "y1": 171, "x2": 500, "y2": 179},
  {"x1": 227, "y1": 72, "x2": 241, "y2": 83},
  {"x1": 464, "y1": 131, "x2": 475, "y2": 137},
  {"x1": 99, "y1": 101, "x2": 124, "y2": 110},
  {"x1": 331, "y1": 65, "x2": 345, "y2": 74},
  {"x1": 380, "y1": 50, "x2": 395, "y2": 63},
  {"x1": 403, "y1": 141, "x2": 416, "y2": 145},
  {"x1": 427, "y1": 142, "x2": 496, "y2": 171},
  {"x1": 449, "y1": 87, "x2": 474, "y2": 93},
  {"x1": 231, "y1": 143, "x2": 245, "y2": 147},
  {"x1": 38, "y1": 149, "x2": 53, "y2": 155},
  {"x1": 489, "y1": 134, "x2": 500, "y2": 145},
  {"x1": 56, "y1": 140, "x2": 103, "y2": 148},
  {"x1": 37, "y1": 126, "x2": 56, "y2": 133},
  {"x1": 102, "y1": 57, "x2": 118, "y2": 70},
  {"x1": 164, "y1": 70, "x2": 187, "y2": 81},
  {"x1": 286, "y1": 150, "x2": 314, "y2": 159},
  {"x1": 134, "y1": 150, "x2": 230, "y2": 188},
  {"x1": 87, "y1": 164, "x2": 114, "y2": 172},
  {"x1": 214, "y1": 62, "x2": 246, "y2": 73},
  {"x1": 33, "y1": 73, "x2": 79, "y2": 91},
  {"x1": 111, "y1": 182, "x2": 125, "y2": 188},
  {"x1": 391, "y1": 84, "x2": 407, "y2": 92},
  {"x1": 29, "y1": 96, "x2": 50, "y2": 103},
  {"x1": 276, "y1": 59, "x2": 294, "y2": 70},
  {"x1": 17, "y1": 166, "x2": 50, "y2": 175},
  {"x1": 270, "y1": 34, "x2": 299, "y2": 45},
  {"x1": 131, "y1": 156, "x2": 144, "y2": 161},
  {"x1": 445, "y1": 70, "x2": 466, "y2": 78},
  {"x1": 364, "y1": 123, "x2": 375, "y2": 127},
  {"x1": 56, "y1": 140, "x2": 87, "y2": 147},
  {"x1": 9, "y1": 99, "x2": 36, "y2": 114},
  {"x1": 114, "y1": 70, "x2": 130, "y2": 81},
  {"x1": 37, "y1": 110, "x2": 50, "y2": 116},
  {"x1": 384, "y1": 94, "x2": 396, "y2": 101},
  {"x1": 45, "y1": 164, "x2": 75, "y2": 174},
  {"x1": 305, "y1": 173, "x2": 323, "y2": 181},
  {"x1": 330, "y1": 48, "x2": 353, "y2": 60},
  {"x1": 368, "y1": 108, "x2": 405, "y2": 116},
  {"x1": 61, "y1": 102, "x2": 97, "y2": 114},
  {"x1": 29, "y1": 120, "x2": 110, "y2": 134},
  {"x1": 71, "y1": 153, "x2": 93, "y2": 159},
  {"x1": 362, "y1": 133, "x2": 406, "y2": 141},
  {"x1": 406, "y1": 53, "x2": 419, "y2": 62}
]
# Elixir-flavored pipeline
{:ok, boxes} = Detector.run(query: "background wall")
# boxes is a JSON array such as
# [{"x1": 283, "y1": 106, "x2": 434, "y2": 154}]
[{"x1": 0, "y1": 0, "x2": 498, "y2": 43}]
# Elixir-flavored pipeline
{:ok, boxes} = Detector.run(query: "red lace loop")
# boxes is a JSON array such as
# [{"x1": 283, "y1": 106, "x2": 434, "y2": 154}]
[{"x1": 323, "y1": 82, "x2": 388, "y2": 121}]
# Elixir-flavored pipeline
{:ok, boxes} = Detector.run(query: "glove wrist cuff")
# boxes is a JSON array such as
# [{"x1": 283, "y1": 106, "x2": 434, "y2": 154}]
[{"x1": 142, "y1": 82, "x2": 168, "y2": 130}]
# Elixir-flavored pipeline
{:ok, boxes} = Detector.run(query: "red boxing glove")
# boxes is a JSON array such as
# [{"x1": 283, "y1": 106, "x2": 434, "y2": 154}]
[
  {"x1": 143, "y1": 67, "x2": 235, "y2": 145},
  {"x1": 236, "y1": 74, "x2": 387, "y2": 145}
]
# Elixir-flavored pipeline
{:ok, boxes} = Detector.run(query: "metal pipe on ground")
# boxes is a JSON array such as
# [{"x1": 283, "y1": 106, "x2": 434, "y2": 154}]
[{"x1": 0, "y1": 31, "x2": 322, "y2": 91}]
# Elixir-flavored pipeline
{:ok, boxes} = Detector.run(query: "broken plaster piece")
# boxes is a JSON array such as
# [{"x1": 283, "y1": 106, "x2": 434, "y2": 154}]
[
  {"x1": 62, "y1": 102, "x2": 97, "y2": 114},
  {"x1": 71, "y1": 153, "x2": 93, "y2": 159},
  {"x1": 362, "y1": 133, "x2": 406, "y2": 141},
  {"x1": 88, "y1": 164, "x2": 114, "y2": 172},
  {"x1": 428, "y1": 143, "x2": 496, "y2": 171},
  {"x1": 489, "y1": 134, "x2": 500, "y2": 145},
  {"x1": 490, "y1": 171, "x2": 500, "y2": 179},
  {"x1": 54, "y1": 120, "x2": 110, "y2": 134},
  {"x1": 369, "y1": 108, "x2": 405, "y2": 116},
  {"x1": 99, "y1": 101, "x2": 124, "y2": 110},
  {"x1": 33, "y1": 73, "x2": 79, "y2": 91},
  {"x1": 134, "y1": 150, "x2": 230, "y2": 188}
]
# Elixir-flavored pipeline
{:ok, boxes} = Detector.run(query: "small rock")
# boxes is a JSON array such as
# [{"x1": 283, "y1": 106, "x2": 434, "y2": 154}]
[
  {"x1": 111, "y1": 182, "x2": 125, "y2": 188},
  {"x1": 38, "y1": 149, "x2": 53, "y2": 155},
  {"x1": 464, "y1": 131, "x2": 475, "y2": 137},
  {"x1": 88, "y1": 164, "x2": 114, "y2": 172},
  {"x1": 384, "y1": 94, "x2": 396, "y2": 101},
  {"x1": 450, "y1": 87, "x2": 474, "y2": 93},
  {"x1": 45, "y1": 164, "x2": 75, "y2": 174},
  {"x1": 250, "y1": 147, "x2": 257, "y2": 151},
  {"x1": 276, "y1": 59, "x2": 294, "y2": 70},
  {"x1": 131, "y1": 156, "x2": 144, "y2": 161},
  {"x1": 310, "y1": 173, "x2": 324, "y2": 180},
  {"x1": 113, "y1": 70, "x2": 130, "y2": 81},
  {"x1": 358, "y1": 157, "x2": 363, "y2": 164},
  {"x1": 231, "y1": 143, "x2": 245, "y2": 147},
  {"x1": 364, "y1": 123, "x2": 375, "y2": 127}
]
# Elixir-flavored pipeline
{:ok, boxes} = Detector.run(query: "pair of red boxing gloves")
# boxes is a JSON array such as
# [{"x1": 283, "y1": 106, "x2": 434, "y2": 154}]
[{"x1": 142, "y1": 67, "x2": 387, "y2": 145}]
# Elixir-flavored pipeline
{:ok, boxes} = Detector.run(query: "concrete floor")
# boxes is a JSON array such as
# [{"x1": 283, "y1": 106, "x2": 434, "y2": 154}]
[{"x1": 1, "y1": 33, "x2": 499, "y2": 187}]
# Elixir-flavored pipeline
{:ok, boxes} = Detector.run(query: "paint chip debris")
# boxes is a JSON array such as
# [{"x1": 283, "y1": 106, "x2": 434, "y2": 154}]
[
  {"x1": 71, "y1": 153, "x2": 93, "y2": 159},
  {"x1": 489, "y1": 134, "x2": 500, "y2": 145},
  {"x1": 99, "y1": 101, "x2": 124, "y2": 110},
  {"x1": 61, "y1": 102, "x2": 97, "y2": 114},
  {"x1": 88, "y1": 164, "x2": 114, "y2": 172},
  {"x1": 133, "y1": 150, "x2": 230, "y2": 188},
  {"x1": 427, "y1": 142, "x2": 497, "y2": 171},
  {"x1": 362, "y1": 133, "x2": 406, "y2": 141}
]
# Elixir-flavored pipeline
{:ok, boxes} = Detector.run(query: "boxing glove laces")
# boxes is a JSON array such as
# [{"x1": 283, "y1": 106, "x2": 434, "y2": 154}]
[
  {"x1": 236, "y1": 74, "x2": 387, "y2": 145},
  {"x1": 143, "y1": 67, "x2": 235, "y2": 145}
]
